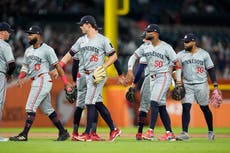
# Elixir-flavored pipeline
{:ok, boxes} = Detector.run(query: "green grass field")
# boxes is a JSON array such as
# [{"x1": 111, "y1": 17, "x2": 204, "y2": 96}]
[{"x1": 0, "y1": 127, "x2": 230, "y2": 153}]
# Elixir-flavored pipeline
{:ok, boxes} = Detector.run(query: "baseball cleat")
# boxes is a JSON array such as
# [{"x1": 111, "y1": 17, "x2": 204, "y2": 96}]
[
  {"x1": 136, "y1": 133, "x2": 143, "y2": 141},
  {"x1": 143, "y1": 129, "x2": 154, "y2": 141},
  {"x1": 76, "y1": 133, "x2": 92, "y2": 142},
  {"x1": 208, "y1": 131, "x2": 215, "y2": 141},
  {"x1": 56, "y1": 129, "x2": 70, "y2": 141},
  {"x1": 159, "y1": 132, "x2": 176, "y2": 141},
  {"x1": 71, "y1": 132, "x2": 79, "y2": 141},
  {"x1": 176, "y1": 131, "x2": 190, "y2": 141},
  {"x1": 90, "y1": 132, "x2": 105, "y2": 141},
  {"x1": 109, "y1": 128, "x2": 121, "y2": 142},
  {"x1": 9, "y1": 133, "x2": 27, "y2": 141}
]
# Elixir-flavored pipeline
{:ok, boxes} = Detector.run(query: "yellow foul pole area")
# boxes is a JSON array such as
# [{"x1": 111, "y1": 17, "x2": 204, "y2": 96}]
[{"x1": 104, "y1": 0, "x2": 130, "y2": 77}]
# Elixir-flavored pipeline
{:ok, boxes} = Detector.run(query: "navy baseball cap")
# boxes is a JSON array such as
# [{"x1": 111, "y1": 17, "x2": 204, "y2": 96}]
[
  {"x1": 77, "y1": 15, "x2": 97, "y2": 27},
  {"x1": 183, "y1": 33, "x2": 197, "y2": 43},
  {"x1": 145, "y1": 24, "x2": 160, "y2": 34},
  {"x1": 0, "y1": 22, "x2": 14, "y2": 33},
  {"x1": 26, "y1": 25, "x2": 43, "y2": 35}
]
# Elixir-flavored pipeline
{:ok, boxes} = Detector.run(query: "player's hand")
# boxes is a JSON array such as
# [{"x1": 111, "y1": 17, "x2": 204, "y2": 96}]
[
  {"x1": 49, "y1": 69, "x2": 59, "y2": 79},
  {"x1": 16, "y1": 79, "x2": 24, "y2": 88},
  {"x1": 65, "y1": 82, "x2": 73, "y2": 92},
  {"x1": 176, "y1": 80, "x2": 183, "y2": 86},
  {"x1": 126, "y1": 70, "x2": 134, "y2": 84},
  {"x1": 118, "y1": 74, "x2": 128, "y2": 86}
]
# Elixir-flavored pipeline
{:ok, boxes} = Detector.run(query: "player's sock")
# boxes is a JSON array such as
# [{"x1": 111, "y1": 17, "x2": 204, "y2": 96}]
[
  {"x1": 49, "y1": 111, "x2": 65, "y2": 132},
  {"x1": 159, "y1": 105, "x2": 172, "y2": 132},
  {"x1": 149, "y1": 101, "x2": 159, "y2": 129},
  {"x1": 85, "y1": 105, "x2": 97, "y2": 134},
  {"x1": 95, "y1": 102, "x2": 115, "y2": 131},
  {"x1": 91, "y1": 111, "x2": 99, "y2": 133},
  {"x1": 200, "y1": 105, "x2": 213, "y2": 131},
  {"x1": 73, "y1": 107, "x2": 83, "y2": 133},
  {"x1": 182, "y1": 103, "x2": 192, "y2": 132},
  {"x1": 137, "y1": 111, "x2": 147, "y2": 133},
  {"x1": 22, "y1": 112, "x2": 36, "y2": 136}
]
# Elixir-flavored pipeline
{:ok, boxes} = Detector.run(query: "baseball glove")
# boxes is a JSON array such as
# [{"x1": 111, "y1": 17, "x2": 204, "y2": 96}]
[
  {"x1": 125, "y1": 87, "x2": 136, "y2": 103},
  {"x1": 65, "y1": 85, "x2": 77, "y2": 104},
  {"x1": 92, "y1": 66, "x2": 106, "y2": 84},
  {"x1": 171, "y1": 84, "x2": 186, "y2": 101},
  {"x1": 209, "y1": 88, "x2": 223, "y2": 108}
]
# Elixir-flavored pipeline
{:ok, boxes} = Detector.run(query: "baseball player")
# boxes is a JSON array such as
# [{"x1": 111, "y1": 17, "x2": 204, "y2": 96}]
[
  {"x1": 60, "y1": 15, "x2": 122, "y2": 142},
  {"x1": 127, "y1": 33, "x2": 151, "y2": 140},
  {"x1": 0, "y1": 22, "x2": 16, "y2": 142},
  {"x1": 63, "y1": 55, "x2": 125, "y2": 141},
  {"x1": 176, "y1": 33, "x2": 219, "y2": 141},
  {"x1": 9, "y1": 25, "x2": 72, "y2": 141},
  {"x1": 127, "y1": 24, "x2": 182, "y2": 141}
]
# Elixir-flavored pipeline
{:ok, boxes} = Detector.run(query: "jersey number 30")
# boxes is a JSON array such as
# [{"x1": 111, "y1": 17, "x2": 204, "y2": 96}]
[{"x1": 196, "y1": 67, "x2": 204, "y2": 73}]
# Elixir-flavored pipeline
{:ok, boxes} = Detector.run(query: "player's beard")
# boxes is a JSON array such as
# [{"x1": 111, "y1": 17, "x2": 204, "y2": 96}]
[
  {"x1": 29, "y1": 38, "x2": 38, "y2": 45},
  {"x1": 145, "y1": 35, "x2": 154, "y2": 40},
  {"x1": 185, "y1": 46, "x2": 193, "y2": 52}
]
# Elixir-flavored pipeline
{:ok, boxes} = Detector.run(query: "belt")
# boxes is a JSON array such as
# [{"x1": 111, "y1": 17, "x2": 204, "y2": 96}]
[
  {"x1": 31, "y1": 73, "x2": 45, "y2": 80},
  {"x1": 150, "y1": 72, "x2": 167, "y2": 78},
  {"x1": 150, "y1": 74, "x2": 156, "y2": 78},
  {"x1": 84, "y1": 69, "x2": 91, "y2": 75}
]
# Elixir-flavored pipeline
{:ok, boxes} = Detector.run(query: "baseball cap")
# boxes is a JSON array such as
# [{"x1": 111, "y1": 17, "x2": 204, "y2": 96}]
[
  {"x1": 183, "y1": 33, "x2": 197, "y2": 43},
  {"x1": 77, "y1": 15, "x2": 97, "y2": 27},
  {"x1": 26, "y1": 25, "x2": 43, "y2": 35},
  {"x1": 0, "y1": 22, "x2": 14, "y2": 33},
  {"x1": 145, "y1": 24, "x2": 160, "y2": 34}
]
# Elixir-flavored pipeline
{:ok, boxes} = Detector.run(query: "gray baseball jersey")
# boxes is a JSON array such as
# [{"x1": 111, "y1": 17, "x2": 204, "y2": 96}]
[
  {"x1": 71, "y1": 33, "x2": 114, "y2": 104},
  {"x1": 129, "y1": 41, "x2": 177, "y2": 75},
  {"x1": 0, "y1": 39, "x2": 15, "y2": 119},
  {"x1": 23, "y1": 43, "x2": 58, "y2": 114},
  {"x1": 0, "y1": 39, "x2": 15, "y2": 74},
  {"x1": 71, "y1": 34, "x2": 114, "y2": 71},
  {"x1": 128, "y1": 41, "x2": 176, "y2": 103},
  {"x1": 177, "y1": 48, "x2": 214, "y2": 105}
]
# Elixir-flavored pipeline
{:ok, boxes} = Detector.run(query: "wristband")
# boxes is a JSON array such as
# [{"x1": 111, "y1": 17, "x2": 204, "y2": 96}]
[
  {"x1": 18, "y1": 72, "x2": 26, "y2": 79},
  {"x1": 59, "y1": 61, "x2": 66, "y2": 68},
  {"x1": 61, "y1": 75, "x2": 68, "y2": 85}
]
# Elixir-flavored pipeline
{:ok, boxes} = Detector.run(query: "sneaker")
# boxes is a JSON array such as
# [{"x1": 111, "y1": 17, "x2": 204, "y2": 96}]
[
  {"x1": 71, "y1": 132, "x2": 78, "y2": 141},
  {"x1": 90, "y1": 132, "x2": 105, "y2": 141},
  {"x1": 176, "y1": 131, "x2": 190, "y2": 141},
  {"x1": 76, "y1": 133, "x2": 92, "y2": 141},
  {"x1": 56, "y1": 129, "x2": 70, "y2": 141},
  {"x1": 159, "y1": 132, "x2": 176, "y2": 141},
  {"x1": 136, "y1": 133, "x2": 142, "y2": 141},
  {"x1": 143, "y1": 129, "x2": 154, "y2": 141},
  {"x1": 208, "y1": 131, "x2": 215, "y2": 140},
  {"x1": 109, "y1": 128, "x2": 121, "y2": 142},
  {"x1": 0, "y1": 137, "x2": 9, "y2": 142},
  {"x1": 9, "y1": 133, "x2": 27, "y2": 141}
]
